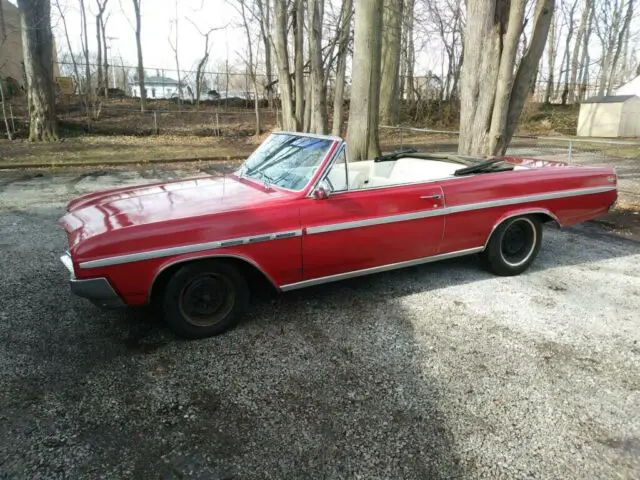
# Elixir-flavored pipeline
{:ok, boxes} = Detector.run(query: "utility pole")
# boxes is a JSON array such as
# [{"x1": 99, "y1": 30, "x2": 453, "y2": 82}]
[{"x1": 106, "y1": 36, "x2": 118, "y2": 88}]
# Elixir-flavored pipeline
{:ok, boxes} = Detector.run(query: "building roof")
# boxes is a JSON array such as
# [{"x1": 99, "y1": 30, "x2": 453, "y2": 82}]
[
  {"x1": 581, "y1": 94, "x2": 639, "y2": 104},
  {"x1": 131, "y1": 75, "x2": 181, "y2": 86}
]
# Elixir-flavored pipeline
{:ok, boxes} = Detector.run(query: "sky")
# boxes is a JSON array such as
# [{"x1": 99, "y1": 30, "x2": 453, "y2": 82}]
[{"x1": 15, "y1": 0, "x2": 249, "y2": 78}]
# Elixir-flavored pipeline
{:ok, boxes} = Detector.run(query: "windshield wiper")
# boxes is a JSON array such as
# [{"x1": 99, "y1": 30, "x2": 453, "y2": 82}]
[{"x1": 255, "y1": 171, "x2": 275, "y2": 190}]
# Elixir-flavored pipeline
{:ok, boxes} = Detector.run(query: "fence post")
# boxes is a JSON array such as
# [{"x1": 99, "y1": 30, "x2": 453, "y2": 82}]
[
  {"x1": 153, "y1": 110, "x2": 158, "y2": 135},
  {"x1": 216, "y1": 112, "x2": 220, "y2": 136},
  {"x1": 568, "y1": 139, "x2": 572, "y2": 163}
]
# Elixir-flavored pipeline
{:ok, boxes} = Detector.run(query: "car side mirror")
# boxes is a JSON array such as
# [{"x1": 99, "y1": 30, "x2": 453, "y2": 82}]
[{"x1": 312, "y1": 180, "x2": 331, "y2": 200}]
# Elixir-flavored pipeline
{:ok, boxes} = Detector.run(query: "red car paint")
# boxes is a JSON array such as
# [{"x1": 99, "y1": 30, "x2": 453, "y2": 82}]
[{"x1": 59, "y1": 134, "x2": 617, "y2": 307}]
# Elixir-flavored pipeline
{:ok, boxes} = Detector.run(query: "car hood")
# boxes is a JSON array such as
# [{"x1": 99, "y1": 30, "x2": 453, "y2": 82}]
[{"x1": 60, "y1": 175, "x2": 293, "y2": 245}]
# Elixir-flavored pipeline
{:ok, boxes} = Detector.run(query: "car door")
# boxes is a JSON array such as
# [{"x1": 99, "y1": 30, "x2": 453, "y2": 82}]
[{"x1": 299, "y1": 151, "x2": 445, "y2": 281}]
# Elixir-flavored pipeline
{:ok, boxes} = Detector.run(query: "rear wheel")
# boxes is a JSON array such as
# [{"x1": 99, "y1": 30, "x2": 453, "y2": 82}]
[
  {"x1": 162, "y1": 260, "x2": 249, "y2": 339},
  {"x1": 481, "y1": 216, "x2": 542, "y2": 276}
]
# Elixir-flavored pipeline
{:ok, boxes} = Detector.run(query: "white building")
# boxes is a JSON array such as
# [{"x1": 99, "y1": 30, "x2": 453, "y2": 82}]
[
  {"x1": 616, "y1": 75, "x2": 640, "y2": 97},
  {"x1": 577, "y1": 95, "x2": 640, "y2": 138},
  {"x1": 130, "y1": 75, "x2": 184, "y2": 99}
]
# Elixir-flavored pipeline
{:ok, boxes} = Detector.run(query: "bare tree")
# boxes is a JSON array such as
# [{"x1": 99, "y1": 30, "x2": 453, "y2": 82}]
[
  {"x1": 402, "y1": 0, "x2": 416, "y2": 104},
  {"x1": 79, "y1": 0, "x2": 92, "y2": 102},
  {"x1": 255, "y1": 0, "x2": 273, "y2": 107},
  {"x1": 346, "y1": 0, "x2": 383, "y2": 160},
  {"x1": 168, "y1": 0, "x2": 181, "y2": 104},
  {"x1": 293, "y1": 0, "x2": 305, "y2": 130},
  {"x1": 459, "y1": 0, "x2": 555, "y2": 156},
  {"x1": 232, "y1": 0, "x2": 261, "y2": 135},
  {"x1": 379, "y1": 0, "x2": 403, "y2": 124},
  {"x1": 308, "y1": 0, "x2": 328, "y2": 133},
  {"x1": 189, "y1": 22, "x2": 216, "y2": 109},
  {"x1": 271, "y1": 0, "x2": 295, "y2": 130},
  {"x1": 132, "y1": 0, "x2": 145, "y2": 111},
  {"x1": 560, "y1": 0, "x2": 579, "y2": 104},
  {"x1": 568, "y1": 0, "x2": 592, "y2": 103},
  {"x1": 332, "y1": 0, "x2": 353, "y2": 137},
  {"x1": 95, "y1": 0, "x2": 108, "y2": 97},
  {"x1": 543, "y1": 12, "x2": 557, "y2": 103},
  {"x1": 17, "y1": 0, "x2": 58, "y2": 141},
  {"x1": 594, "y1": 0, "x2": 635, "y2": 95}
]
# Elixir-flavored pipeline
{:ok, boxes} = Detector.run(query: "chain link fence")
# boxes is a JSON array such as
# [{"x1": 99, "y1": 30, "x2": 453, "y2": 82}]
[{"x1": 380, "y1": 125, "x2": 640, "y2": 207}]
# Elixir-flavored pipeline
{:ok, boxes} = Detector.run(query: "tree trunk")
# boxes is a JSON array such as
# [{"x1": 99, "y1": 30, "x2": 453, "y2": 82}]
[
  {"x1": 458, "y1": 0, "x2": 555, "y2": 156},
  {"x1": 332, "y1": 0, "x2": 352, "y2": 137},
  {"x1": 544, "y1": 13, "x2": 556, "y2": 103},
  {"x1": 256, "y1": 0, "x2": 272, "y2": 108},
  {"x1": 560, "y1": 1, "x2": 578, "y2": 105},
  {"x1": 79, "y1": 0, "x2": 91, "y2": 103},
  {"x1": 0, "y1": 74, "x2": 13, "y2": 140},
  {"x1": 308, "y1": 0, "x2": 327, "y2": 134},
  {"x1": 346, "y1": 0, "x2": 383, "y2": 161},
  {"x1": 303, "y1": 77, "x2": 312, "y2": 132},
  {"x1": 405, "y1": 0, "x2": 416, "y2": 103},
  {"x1": 17, "y1": 0, "x2": 58, "y2": 141},
  {"x1": 578, "y1": 3, "x2": 594, "y2": 100},
  {"x1": 101, "y1": 15, "x2": 109, "y2": 97},
  {"x1": 132, "y1": 0, "x2": 146, "y2": 112},
  {"x1": 96, "y1": 16, "x2": 103, "y2": 94},
  {"x1": 293, "y1": 0, "x2": 305, "y2": 130},
  {"x1": 568, "y1": 0, "x2": 591, "y2": 103},
  {"x1": 379, "y1": 0, "x2": 403, "y2": 125},
  {"x1": 271, "y1": 0, "x2": 295, "y2": 130}
]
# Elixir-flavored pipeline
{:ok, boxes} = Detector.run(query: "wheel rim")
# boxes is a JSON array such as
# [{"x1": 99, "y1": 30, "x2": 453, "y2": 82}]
[
  {"x1": 178, "y1": 273, "x2": 236, "y2": 327},
  {"x1": 499, "y1": 218, "x2": 537, "y2": 267}
]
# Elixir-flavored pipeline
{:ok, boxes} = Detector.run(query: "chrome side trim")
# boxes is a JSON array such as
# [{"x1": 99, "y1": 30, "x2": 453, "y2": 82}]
[
  {"x1": 444, "y1": 186, "x2": 616, "y2": 215},
  {"x1": 78, "y1": 229, "x2": 303, "y2": 269},
  {"x1": 305, "y1": 186, "x2": 615, "y2": 235},
  {"x1": 307, "y1": 207, "x2": 446, "y2": 234},
  {"x1": 279, "y1": 247, "x2": 484, "y2": 292}
]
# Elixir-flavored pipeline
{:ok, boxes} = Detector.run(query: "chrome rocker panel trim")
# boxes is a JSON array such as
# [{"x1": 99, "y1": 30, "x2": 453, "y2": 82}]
[{"x1": 279, "y1": 247, "x2": 484, "y2": 291}]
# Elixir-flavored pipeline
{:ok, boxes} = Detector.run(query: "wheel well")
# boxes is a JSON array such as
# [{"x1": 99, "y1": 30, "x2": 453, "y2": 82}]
[{"x1": 149, "y1": 256, "x2": 278, "y2": 304}]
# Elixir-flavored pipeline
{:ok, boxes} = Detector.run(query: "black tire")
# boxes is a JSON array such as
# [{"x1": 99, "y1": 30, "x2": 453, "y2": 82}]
[
  {"x1": 481, "y1": 215, "x2": 543, "y2": 276},
  {"x1": 162, "y1": 260, "x2": 249, "y2": 339}
]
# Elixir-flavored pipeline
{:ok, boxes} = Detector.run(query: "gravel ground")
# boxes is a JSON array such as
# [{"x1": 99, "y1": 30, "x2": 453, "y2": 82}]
[{"x1": 0, "y1": 168, "x2": 639, "y2": 479}]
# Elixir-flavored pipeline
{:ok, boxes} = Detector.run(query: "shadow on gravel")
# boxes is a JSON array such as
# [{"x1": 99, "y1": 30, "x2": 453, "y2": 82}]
[
  {"x1": 2, "y1": 210, "x2": 638, "y2": 478},
  {"x1": 0, "y1": 211, "x2": 465, "y2": 479}
]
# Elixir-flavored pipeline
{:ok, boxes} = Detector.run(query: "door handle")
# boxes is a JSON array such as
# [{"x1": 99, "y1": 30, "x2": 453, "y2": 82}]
[{"x1": 420, "y1": 194, "x2": 442, "y2": 200}]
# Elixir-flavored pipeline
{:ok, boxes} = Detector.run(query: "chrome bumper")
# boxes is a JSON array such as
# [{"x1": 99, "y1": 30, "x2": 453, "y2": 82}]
[{"x1": 60, "y1": 252, "x2": 125, "y2": 308}]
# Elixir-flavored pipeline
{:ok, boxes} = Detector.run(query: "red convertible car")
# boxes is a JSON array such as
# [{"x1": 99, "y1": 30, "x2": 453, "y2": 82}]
[{"x1": 59, "y1": 132, "x2": 618, "y2": 338}]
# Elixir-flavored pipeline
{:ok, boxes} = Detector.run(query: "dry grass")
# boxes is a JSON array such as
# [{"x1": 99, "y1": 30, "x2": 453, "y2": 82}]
[{"x1": 0, "y1": 135, "x2": 257, "y2": 167}]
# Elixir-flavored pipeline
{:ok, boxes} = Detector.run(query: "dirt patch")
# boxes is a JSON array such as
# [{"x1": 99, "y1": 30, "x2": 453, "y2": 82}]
[{"x1": 591, "y1": 208, "x2": 640, "y2": 242}]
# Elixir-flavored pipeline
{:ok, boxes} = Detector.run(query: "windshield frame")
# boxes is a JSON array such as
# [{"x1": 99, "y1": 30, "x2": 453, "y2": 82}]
[{"x1": 232, "y1": 132, "x2": 342, "y2": 194}]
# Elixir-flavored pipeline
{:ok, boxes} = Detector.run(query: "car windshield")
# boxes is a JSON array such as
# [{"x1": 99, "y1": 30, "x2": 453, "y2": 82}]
[{"x1": 235, "y1": 133, "x2": 335, "y2": 191}]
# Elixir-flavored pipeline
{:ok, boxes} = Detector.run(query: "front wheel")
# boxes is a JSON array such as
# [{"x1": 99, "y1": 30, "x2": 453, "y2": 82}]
[
  {"x1": 481, "y1": 216, "x2": 543, "y2": 276},
  {"x1": 162, "y1": 260, "x2": 249, "y2": 339}
]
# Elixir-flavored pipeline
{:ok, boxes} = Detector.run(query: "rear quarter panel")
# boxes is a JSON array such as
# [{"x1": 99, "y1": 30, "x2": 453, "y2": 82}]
[{"x1": 440, "y1": 165, "x2": 617, "y2": 253}]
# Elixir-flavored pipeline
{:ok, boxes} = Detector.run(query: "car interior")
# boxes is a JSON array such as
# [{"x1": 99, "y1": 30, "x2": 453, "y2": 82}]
[{"x1": 323, "y1": 150, "x2": 523, "y2": 193}]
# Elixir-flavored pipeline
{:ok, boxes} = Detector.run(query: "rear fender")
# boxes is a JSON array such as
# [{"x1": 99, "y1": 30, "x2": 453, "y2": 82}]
[{"x1": 483, "y1": 208, "x2": 561, "y2": 250}]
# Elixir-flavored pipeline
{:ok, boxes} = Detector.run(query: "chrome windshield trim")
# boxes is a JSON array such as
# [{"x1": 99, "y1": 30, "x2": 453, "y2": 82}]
[
  {"x1": 280, "y1": 247, "x2": 484, "y2": 291},
  {"x1": 305, "y1": 186, "x2": 616, "y2": 235},
  {"x1": 78, "y1": 229, "x2": 303, "y2": 269},
  {"x1": 272, "y1": 130, "x2": 343, "y2": 142}
]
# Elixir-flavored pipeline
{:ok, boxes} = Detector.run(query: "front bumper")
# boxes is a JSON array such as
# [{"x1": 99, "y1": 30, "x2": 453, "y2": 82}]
[{"x1": 60, "y1": 252, "x2": 125, "y2": 308}]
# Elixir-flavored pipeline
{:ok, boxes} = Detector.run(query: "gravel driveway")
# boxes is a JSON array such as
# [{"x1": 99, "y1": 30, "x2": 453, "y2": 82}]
[{"x1": 0, "y1": 168, "x2": 639, "y2": 479}]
